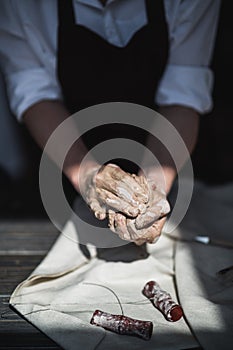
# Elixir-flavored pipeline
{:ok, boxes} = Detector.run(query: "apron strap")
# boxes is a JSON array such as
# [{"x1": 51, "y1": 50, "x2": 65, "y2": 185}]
[
  {"x1": 58, "y1": 0, "x2": 75, "y2": 27},
  {"x1": 146, "y1": 0, "x2": 166, "y2": 27}
]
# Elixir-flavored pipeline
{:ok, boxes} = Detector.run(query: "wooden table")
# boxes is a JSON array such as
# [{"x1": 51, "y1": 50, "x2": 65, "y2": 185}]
[{"x1": 0, "y1": 221, "x2": 62, "y2": 349}]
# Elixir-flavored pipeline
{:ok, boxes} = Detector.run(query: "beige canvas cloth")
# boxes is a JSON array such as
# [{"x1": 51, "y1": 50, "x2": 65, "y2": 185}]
[
  {"x1": 10, "y1": 180, "x2": 233, "y2": 350},
  {"x1": 174, "y1": 181, "x2": 233, "y2": 350}
]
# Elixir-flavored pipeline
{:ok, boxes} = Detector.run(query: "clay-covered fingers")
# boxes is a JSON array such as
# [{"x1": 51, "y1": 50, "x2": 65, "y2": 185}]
[
  {"x1": 107, "y1": 210, "x2": 130, "y2": 241},
  {"x1": 94, "y1": 164, "x2": 149, "y2": 216},
  {"x1": 107, "y1": 210, "x2": 134, "y2": 242},
  {"x1": 107, "y1": 209, "x2": 116, "y2": 232},
  {"x1": 129, "y1": 216, "x2": 167, "y2": 246},
  {"x1": 87, "y1": 186, "x2": 107, "y2": 220},
  {"x1": 106, "y1": 209, "x2": 166, "y2": 245},
  {"x1": 135, "y1": 180, "x2": 170, "y2": 229},
  {"x1": 132, "y1": 173, "x2": 149, "y2": 196},
  {"x1": 96, "y1": 188, "x2": 141, "y2": 217},
  {"x1": 79, "y1": 166, "x2": 107, "y2": 220}
]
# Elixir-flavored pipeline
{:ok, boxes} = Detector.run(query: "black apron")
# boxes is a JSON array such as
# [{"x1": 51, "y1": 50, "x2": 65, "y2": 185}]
[
  {"x1": 57, "y1": 0, "x2": 169, "y2": 172},
  {"x1": 56, "y1": 0, "x2": 169, "y2": 257}
]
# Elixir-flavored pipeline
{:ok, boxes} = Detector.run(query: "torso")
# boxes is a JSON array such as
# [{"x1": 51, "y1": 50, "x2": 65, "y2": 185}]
[
  {"x1": 98, "y1": 0, "x2": 107, "y2": 6},
  {"x1": 57, "y1": 0, "x2": 169, "y2": 168}
]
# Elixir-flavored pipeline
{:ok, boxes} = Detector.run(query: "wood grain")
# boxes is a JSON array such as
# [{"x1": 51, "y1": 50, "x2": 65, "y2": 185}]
[{"x1": 0, "y1": 221, "x2": 61, "y2": 349}]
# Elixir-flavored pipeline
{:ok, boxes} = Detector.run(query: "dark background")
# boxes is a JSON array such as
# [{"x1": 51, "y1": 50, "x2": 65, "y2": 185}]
[
  {"x1": 192, "y1": 1, "x2": 233, "y2": 184},
  {"x1": 0, "y1": 1, "x2": 232, "y2": 220}
]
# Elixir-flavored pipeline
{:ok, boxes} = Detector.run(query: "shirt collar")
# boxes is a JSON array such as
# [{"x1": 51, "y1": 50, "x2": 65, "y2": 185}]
[{"x1": 75, "y1": 0, "x2": 117, "y2": 9}]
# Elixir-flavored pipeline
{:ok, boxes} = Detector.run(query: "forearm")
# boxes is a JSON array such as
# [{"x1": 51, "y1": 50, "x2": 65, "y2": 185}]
[
  {"x1": 23, "y1": 100, "x2": 98, "y2": 191},
  {"x1": 141, "y1": 105, "x2": 199, "y2": 193}
]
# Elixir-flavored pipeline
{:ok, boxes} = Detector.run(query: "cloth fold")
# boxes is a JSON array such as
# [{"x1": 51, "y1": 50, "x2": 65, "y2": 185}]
[
  {"x1": 10, "y1": 181, "x2": 233, "y2": 349},
  {"x1": 173, "y1": 181, "x2": 233, "y2": 350},
  {"x1": 10, "y1": 198, "x2": 197, "y2": 350}
]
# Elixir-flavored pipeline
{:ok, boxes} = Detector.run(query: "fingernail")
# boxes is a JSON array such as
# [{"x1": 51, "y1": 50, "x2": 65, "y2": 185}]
[{"x1": 95, "y1": 212, "x2": 105, "y2": 220}]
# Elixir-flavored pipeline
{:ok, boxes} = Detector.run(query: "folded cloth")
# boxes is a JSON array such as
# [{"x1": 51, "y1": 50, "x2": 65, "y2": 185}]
[
  {"x1": 173, "y1": 181, "x2": 233, "y2": 350},
  {"x1": 10, "y1": 196, "x2": 197, "y2": 350},
  {"x1": 176, "y1": 242, "x2": 233, "y2": 350},
  {"x1": 10, "y1": 180, "x2": 233, "y2": 350}
]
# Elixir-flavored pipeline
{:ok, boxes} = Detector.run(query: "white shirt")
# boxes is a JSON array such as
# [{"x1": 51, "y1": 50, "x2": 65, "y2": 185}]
[{"x1": 0, "y1": 0, "x2": 220, "y2": 121}]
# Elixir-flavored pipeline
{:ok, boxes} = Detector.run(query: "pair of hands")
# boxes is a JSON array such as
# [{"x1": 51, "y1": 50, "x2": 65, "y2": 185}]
[{"x1": 80, "y1": 163, "x2": 170, "y2": 245}]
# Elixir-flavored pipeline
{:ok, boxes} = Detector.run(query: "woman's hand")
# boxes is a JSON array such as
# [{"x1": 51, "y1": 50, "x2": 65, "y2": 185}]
[
  {"x1": 107, "y1": 176, "x2": 170, "y2": 245},
  {"x1": 78, "y1": 163, "x2": 150, "y2": 220},
  {"x1": 78, "y1": 165, "x2": 170, "y2": 245}
]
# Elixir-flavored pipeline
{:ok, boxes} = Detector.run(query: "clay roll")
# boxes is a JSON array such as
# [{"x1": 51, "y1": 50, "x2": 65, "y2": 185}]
[
  {"x1": 142, "y1": 281, "x2": 183, "y2": 322},
  {"x1": 90, "y1": 309, "x2": 153, "y2": 340}
]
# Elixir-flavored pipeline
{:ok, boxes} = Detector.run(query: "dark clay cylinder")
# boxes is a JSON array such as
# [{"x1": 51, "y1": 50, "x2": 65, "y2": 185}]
[
  {"x1": 90, "y1": 309, "x2": 153, "y2": 340},
  {"x1": 142, "y1": 280, "x2": 183, "y2": 322}
]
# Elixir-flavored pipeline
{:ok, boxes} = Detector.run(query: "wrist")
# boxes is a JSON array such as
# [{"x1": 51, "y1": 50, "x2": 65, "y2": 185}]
[
  {"x1": 139, "y1": 166, "x2": 176, "y2": 194},
  {"x1": 65, "y1": 160, "x2": 100, "y2": 193}
]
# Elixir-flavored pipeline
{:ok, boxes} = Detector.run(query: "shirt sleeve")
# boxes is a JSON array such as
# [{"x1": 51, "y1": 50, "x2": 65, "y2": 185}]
[
  {"x1": 156, "y1": 0, "x2": 221, "y2": 114},
  {"x1": 0, "y1": 1, "x2": 62, "y2": 122}
]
